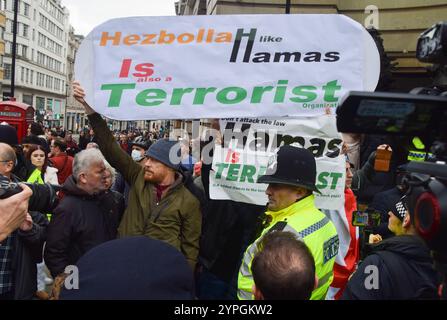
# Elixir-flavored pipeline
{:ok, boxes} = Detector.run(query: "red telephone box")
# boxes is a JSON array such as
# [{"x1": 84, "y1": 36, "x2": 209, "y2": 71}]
[{"x1": 0, "y1": 100, "x2": 35, "y2": 143}]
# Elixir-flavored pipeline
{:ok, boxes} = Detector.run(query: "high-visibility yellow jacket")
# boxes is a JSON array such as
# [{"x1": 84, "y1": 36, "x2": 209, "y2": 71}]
[
  {"x1": 27, "y1": 168, "x2": 51, "y2": 221},
  {"x1": 238, "y1": 195, "x2": 339, "y2": 300},
  {"x1": 408, "y1": 136, "x2": 432, "y2": 161}
]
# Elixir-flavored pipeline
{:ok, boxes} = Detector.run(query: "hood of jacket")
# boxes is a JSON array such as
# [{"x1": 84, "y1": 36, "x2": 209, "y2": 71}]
[
  {"x1": 371, "y1": 235, "x2": 433, "y2": 264},
  {"x1": 62, "y1": 175, "x2": 103, "y2": 199}
]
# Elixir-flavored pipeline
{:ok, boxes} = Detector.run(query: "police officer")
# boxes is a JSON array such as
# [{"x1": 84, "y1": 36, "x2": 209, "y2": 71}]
[
  {"x1": 238, "y1": 145, "x2": 339, "y2": 300},
  {"x1": 407, "y1": 136, "x2": 433, "y2": 162}
]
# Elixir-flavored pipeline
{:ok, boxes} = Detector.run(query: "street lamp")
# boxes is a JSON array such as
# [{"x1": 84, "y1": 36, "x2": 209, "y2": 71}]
[
  {"x1": 10, "y1": 0, "x2": 19, "y2": 99},
  {"x1": 64, "y1": 83, "x2": 69, "y2": 130},
  {"x1": 286, "y1": 0, "x2": 291, "y2": 14}
]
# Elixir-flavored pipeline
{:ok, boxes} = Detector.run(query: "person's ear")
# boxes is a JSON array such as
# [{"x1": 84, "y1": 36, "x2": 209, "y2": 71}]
[
  {"x1": 252, "y1": 284, "x2": 264, "y2": 300},
  {"x1": 403, "y1": 212, "x2": 411, "y2": 228},
  {"x1": 314, "y1": 276, "x2": 319, "y2": 290},
  {"x1": 295, "y1": 187, "x2": 308, "y2": 200},
  {"x1": 78, "y1": 173, "x2": 87, "y2": 184},
  {"x1": 4, "y1": 160, "x2": 14, "y2": 172}
]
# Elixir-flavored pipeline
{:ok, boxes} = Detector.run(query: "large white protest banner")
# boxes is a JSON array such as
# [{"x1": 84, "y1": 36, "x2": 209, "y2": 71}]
[
  {"x1": 75, "y1": 14, "x2": 380, "y2": 120},
  {"x1": 209, "y1": 116, "x2": 345, "y2": 210}
]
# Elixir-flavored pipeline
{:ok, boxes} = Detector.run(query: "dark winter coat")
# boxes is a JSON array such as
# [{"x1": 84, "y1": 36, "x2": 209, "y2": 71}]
[
  {"x1": 3, "y1": 175, "x2": 50, "y2": 300},
  {"x1": 44, "y1": 176, "x2": 124, "y2": 278},
  {"x1": 342, "y1": 235, "x2": 440, "y2": 300},
  {"x1": 198, "y1": 162, "x2": 263, "y2": 283}
]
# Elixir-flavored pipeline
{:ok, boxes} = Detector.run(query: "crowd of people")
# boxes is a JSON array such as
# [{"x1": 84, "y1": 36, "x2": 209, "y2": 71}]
[{"x1": 0, "y1": 81, "x2": 443, "y2": 300}]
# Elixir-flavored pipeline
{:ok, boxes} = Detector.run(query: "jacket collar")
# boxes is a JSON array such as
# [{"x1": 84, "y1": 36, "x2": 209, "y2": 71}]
[
  {"x1": 370, "y1": 234, "x2": 432, "y2": 262},
  {"x1": 267, "y1": 195, "x2": 316, "y2": 222},
  {"x1": 62, "y1": 175, "x2": 104, "y2": 199}
]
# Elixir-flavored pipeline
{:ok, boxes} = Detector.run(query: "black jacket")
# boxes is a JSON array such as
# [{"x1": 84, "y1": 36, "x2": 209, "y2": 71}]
[
  {"x1": 44, "y1": 176, "x2": 124, "y2": 278},
  {"x1": 11, "y1": 211, "x2": 48, "y2": 300},
  {"x1": 198, "y1": 162, "x2": 263, "y2": 283},
  {"x1": 342, "y1": 235, "x2": 440, "y2": 300},
  {"x1": 5, "y1": 173, "x2": 50, "y2": 300},
  {"x1": 78, "y1": 135, "x2": 89, "y2": 150}
]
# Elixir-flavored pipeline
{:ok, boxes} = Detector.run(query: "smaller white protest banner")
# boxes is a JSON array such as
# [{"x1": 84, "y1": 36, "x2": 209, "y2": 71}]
[
  {"x1": 210, "y1": 145, "x2": 345, "y2": 210},
  {"x1": 209, "y1": 116, "x2": 345, "y2": 210}
]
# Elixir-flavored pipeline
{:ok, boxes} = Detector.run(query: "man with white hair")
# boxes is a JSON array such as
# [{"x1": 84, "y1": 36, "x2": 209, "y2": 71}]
[{"x1": 44, "y1": 149, "x2": 124, "y2": 287}]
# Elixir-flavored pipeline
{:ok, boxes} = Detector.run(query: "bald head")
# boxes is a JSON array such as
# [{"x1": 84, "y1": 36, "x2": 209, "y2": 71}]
[
  {"x1": 0, "y1": 143, "x2": 17, "y2": 178},
  {"x1": 252, "y1": 231, "x2": 316, "y2": 300}
]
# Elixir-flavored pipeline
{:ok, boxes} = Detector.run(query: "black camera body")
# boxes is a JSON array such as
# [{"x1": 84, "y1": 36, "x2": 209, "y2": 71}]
[
  {"x1": 0, "y1": 174, "x2": 27, "y2": 199},
  {"x1": 0, "y1": 174, "x2": 61, "y2": 211},
  {"x1": 337, "y1": 22, "x2": 447, "y2": 258},
  {"x1": 337, "y1": 91, "x2": 447, "y2": 254}
]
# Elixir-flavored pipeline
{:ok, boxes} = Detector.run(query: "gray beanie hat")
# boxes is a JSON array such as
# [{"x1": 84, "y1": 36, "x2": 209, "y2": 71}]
[{"x1": 145, "y1": 139, "x2": 181, "y2": 171}]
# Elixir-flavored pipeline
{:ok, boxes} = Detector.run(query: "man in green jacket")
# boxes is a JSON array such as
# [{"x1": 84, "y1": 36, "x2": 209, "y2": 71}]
[{"x1": 73, "y1": 82, "x2": 201, "y2": 268}]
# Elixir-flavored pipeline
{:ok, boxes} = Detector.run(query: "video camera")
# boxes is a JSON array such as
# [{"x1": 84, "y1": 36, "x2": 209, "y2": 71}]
[
  {"x1": 0, "y1": 174, "x2": 61, "y2": 211},
  {"x1": 336, "y1": 22, "x2": 447, "y2": 261}
]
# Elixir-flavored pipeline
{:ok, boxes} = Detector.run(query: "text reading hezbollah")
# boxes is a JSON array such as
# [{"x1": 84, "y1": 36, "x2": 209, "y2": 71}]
[{"x1": 101, "y1": 79, "x2": 342, "y2": 108}]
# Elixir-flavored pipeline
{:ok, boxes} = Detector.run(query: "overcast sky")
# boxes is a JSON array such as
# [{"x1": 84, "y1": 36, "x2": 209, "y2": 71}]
[{"x1": 61, "y1": 0, "x2": 177, "y2": 36}]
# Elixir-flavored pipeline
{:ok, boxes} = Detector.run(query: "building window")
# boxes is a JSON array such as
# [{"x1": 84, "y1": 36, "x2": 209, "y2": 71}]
[
  {"x1": 20, "y1": 66, "x2": 24, "y2": 82},
  {"x1": 23, "y1": 94, "x2": 33, "y2": 105},
  {"x1": 38, "y1": 33, "x2": 45, "y2": 47},
  {"x1": 23, "y1": 2, "x2": 30, "y2": 16},
  {"x1": 22, "y1": 23, "x2": 29, "y2": 38},
  {"x1": 46, "y1": 98, "x2": 53, "y2": 111},
  {"x1": 36, "y1": 72, "x2": 43, "y2": 86},
  {"x1": 54, "y1": 78, "x2": 61, "y2": 91},
  {"x1": 30, "y1": 70, "x2": 34, "y2": 84},
  {"x1": 21, "y1": 44, "x2": 27, "y2": 58},
  {"x1": 46, "y1": 75, "x2": 53, "y2": 89},
  {"x1": 4, "y1": 63, "x2": 11, "y2": 80},
  {"x1": 55, "y1": 60, "x2": 61, "y2": 72},
  {"x1": 36, "y1": 96, "x2": 44, "y2": 109},
  {"x1": 4, "y1": 41, "x2": 9, "y2": 54},
  {"x1": 53, "y1": 99, "x2": 61, "y2": 114},
  {"x1": 35, "y1": 96, "x2": 45, "y2": 121},
  {"x1": 0, "y1": 0, "x2": 6, "y2": 11},
  {"x1": 37, "y1": 51, "x2": 45, "y2": 65}
]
